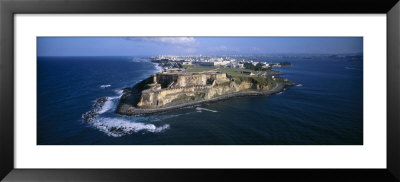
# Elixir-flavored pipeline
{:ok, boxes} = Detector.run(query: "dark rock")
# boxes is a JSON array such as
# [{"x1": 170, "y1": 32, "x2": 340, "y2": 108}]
[{"x1": 82, "y1": 97, "x2": 108, "y2": 123}]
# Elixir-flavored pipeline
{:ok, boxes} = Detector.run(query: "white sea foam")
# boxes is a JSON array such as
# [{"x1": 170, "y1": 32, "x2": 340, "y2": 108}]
[
  {"x1": 109, "y1": 92, "x2": 123, "y2": 100},
  {"x1": 196, "y1": 107, "x2": 218, "y2": 113},
  {"x1": 100, "y1": 84, "x2": 111, "y2": 88},
  {"x1": 296, "y1": 84, "x2": 303, "y2": 87},
  {"x1": 91, "y1": 92, "x2": 123, "y2": 115},
  {"x1": 97, "y1": 99, "x2": 114, "y2": 114},
  {"x1": 91, "y1": 117, "x2": 170, "y2": 137},
  {"x1": 114, "y1": 89, "x2": 123, "y2": 95},
  {"x1": 152, "y1": 63, "x2": 164, "y2": 73}
]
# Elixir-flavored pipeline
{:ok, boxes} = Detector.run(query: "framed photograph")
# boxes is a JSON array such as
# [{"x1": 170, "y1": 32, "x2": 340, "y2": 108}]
[{"x1": 1, "y1": 0, "x2": 399, "y2": 181}]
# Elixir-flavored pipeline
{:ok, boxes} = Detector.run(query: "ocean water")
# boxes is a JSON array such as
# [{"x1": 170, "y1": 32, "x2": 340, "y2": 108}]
[{"x1": 37, "y1": 56, "x2": 363, "y2": 145}]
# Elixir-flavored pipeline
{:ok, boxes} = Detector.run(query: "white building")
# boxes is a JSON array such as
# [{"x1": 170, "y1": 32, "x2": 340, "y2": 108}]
[{"x1": 214, "y1": 61, "x2": 230, "y2": 67}]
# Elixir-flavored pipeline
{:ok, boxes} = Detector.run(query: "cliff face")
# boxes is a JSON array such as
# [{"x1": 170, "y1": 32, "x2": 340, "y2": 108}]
[
  {"x1": 137, "y1": 72, "x2": 230, "y2": 108},
  {"x1": 117, "y1": 72, "x2": 275, "y2": 111}
]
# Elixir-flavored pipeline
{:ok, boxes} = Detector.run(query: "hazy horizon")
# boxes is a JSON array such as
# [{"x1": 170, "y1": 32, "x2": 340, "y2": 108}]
[{"x1": 37, "y1": 37, "x2": 363, "y2": 57}]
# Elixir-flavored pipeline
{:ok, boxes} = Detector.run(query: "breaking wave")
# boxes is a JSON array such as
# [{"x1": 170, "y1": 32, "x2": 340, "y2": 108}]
[
  {"x1": 91, "y1": 117, "x2": 170, "y2": 137},
  {"x1": 82, "y1": 60, "x2": 174, "y2": 137},
  {"x1": 100, "y1": 84, "x2": 111, "y2": 88},
  {"x1": 152, "y1": 63, "x2": 164, "y2": 73},
  {"x1": 93, "y1": 92, "x2": 123, "y2": 115},
  {"x1": 97, "y1": 98, "x2": 114, "y2": 114},
  {"x1": 82, "y1": 89, "x2": 170, "y2": 137},
  {"x1": 196, "y1": 107, "x2": 218, "y2": 113},
  {"x1": 82, "y1": 97, "x2": 109, "y2": 123},
  {"x1": 113, "y1": 89, "x2": 124, "y2": 96}
]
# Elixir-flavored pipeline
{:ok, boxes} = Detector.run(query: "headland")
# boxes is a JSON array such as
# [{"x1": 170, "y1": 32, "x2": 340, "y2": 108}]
[{"x1": 116, "y1": 57, "x2": 294, "y2": 115}]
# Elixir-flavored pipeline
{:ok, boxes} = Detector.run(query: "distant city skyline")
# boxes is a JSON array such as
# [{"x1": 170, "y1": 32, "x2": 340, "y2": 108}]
[{"x1": 37, "y1": 37, "x2": 363, "y2": 57}]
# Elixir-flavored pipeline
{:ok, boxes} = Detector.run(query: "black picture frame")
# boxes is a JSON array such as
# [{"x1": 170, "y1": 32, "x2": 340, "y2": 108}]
[{"x1": 1, "y1": 0, "x2": 399, "y2": 181}]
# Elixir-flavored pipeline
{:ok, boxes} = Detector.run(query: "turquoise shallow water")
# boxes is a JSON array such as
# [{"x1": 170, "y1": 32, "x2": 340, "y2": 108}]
[{"x1": 37, "y1": 56, "x2": 363, "y2": 145}]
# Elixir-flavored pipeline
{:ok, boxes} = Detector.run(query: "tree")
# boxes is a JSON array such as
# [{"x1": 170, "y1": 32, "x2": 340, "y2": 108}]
[
  {"x1": 255, "y1": 63, "x2": 263, "y2": 71},
  {"x1": 244, "y1": 62, "x2": 255, "y2": 70}
]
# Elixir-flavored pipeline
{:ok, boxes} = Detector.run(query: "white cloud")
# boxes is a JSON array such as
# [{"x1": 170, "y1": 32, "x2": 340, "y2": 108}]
[{"x1": 126, "y1": 37, "x2": 197, "y2": 45}]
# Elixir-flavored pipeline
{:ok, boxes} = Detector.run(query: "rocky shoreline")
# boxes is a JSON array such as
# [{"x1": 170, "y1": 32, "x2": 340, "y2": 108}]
[{"x1": 116, "y1": 82, "x2": 289, "y2": 116}]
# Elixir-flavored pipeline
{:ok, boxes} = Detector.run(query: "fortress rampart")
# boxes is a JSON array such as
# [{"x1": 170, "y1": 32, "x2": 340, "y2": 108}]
[
  {"x1": 137, "y1": 72, "x2": 230, "y2": 108},
  {"x1": 116, "y1": 71, "x2": 284, "y2": 114}
]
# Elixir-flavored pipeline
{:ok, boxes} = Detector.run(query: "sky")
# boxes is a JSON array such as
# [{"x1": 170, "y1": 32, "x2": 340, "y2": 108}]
[{"x1": 37, "y1": 37, "x2": 363, "y2": 56}]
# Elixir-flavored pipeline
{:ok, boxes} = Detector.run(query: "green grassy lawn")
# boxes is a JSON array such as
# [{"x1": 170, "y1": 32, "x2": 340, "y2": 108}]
[
  {"x1": 218, "y1": 68, "x2": 251, "y2": 76},
  {"x1": 217, "y1": 68, "x2": 265, "y2": 76},
  {"x1": 182, "y1": 65, "x2": 192, "y2": 69},
  {"x1": 183, "y1": 67, "x2": 277, "y2": 86},
  {"x1": 217, "y1": 68, "x2": 276, "y2": 86},
  {"x1": 185, "y1": 66, "x2": 216, "y2": 72}
]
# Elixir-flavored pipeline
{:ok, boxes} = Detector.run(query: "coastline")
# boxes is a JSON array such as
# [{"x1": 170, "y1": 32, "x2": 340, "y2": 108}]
[{"x1": 116, "y1": 82, "x2": 287, "y2": 116}]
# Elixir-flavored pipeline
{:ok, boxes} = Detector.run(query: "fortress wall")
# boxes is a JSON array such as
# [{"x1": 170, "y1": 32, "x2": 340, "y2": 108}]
[
  {"x1": 138, "y1": 85, "x2": 212, "y2": 108},
  {"x1": 216, "y1": 73, "x2": 227, "y2": 80},
  {"x1": 177, "y1": 74, "x2": 208, "y2": 87},
  {"x1": 138, "y1": 82, "x2": 261, "y2": 108},
  {"x1": 137, "y1": 91, "x2": 155, "y2": 107},
  {"x1": 214, "y1": 73, "x2": 230, "y2": 84},
  {"x1": 159, "y1": 86, "x2": 195, "y2": 96},
  {"x1": 138, "y1": 73, "x2": 245, "y2": 108},
  {"x1": 176, "y1": 73, "x2": 229, "y2": 87},
  {"x1": 156, "y1": 74, "x2": 179, "y2": 88},
  {"x1": 205, "y1": 84, "x2": 237, "y2": 99},
  {"x1": 139, "y1": 79, "x2": 257, "y2": 108},
  {"x1": 124, "y1": 71, "x2": 277, "y2": 110},
  {"x1": 155, "y1": 73, "x2": 229, "y2": 88},
  {"x1": 157, "y1": 85, "x2": 210, "y2": 98}
]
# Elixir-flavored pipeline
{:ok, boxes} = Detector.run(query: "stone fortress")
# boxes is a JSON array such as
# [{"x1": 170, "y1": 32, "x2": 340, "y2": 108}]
[
  {"x1": 137, "y1": 72, "x2": 232, "y2": 108},
  {"x1": 116, "y1": 71, "x2": 285, "y2": 115}
]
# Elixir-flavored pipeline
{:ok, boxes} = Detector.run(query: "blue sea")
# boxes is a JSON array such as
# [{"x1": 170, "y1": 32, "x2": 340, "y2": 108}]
[{"x1": 37, "y1": 56, "x2": 363, "y2": 145}]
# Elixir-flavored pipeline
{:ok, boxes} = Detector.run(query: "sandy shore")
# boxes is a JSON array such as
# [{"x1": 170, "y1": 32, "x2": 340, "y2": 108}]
[{"x1": 116, "y1": 83, "x2": 286, "y2": 116}]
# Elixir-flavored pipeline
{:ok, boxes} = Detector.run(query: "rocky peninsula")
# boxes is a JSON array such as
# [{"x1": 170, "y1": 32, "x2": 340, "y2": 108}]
[{"x1": 116, "y1": 66, "x2": 294, "y2": 115}]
